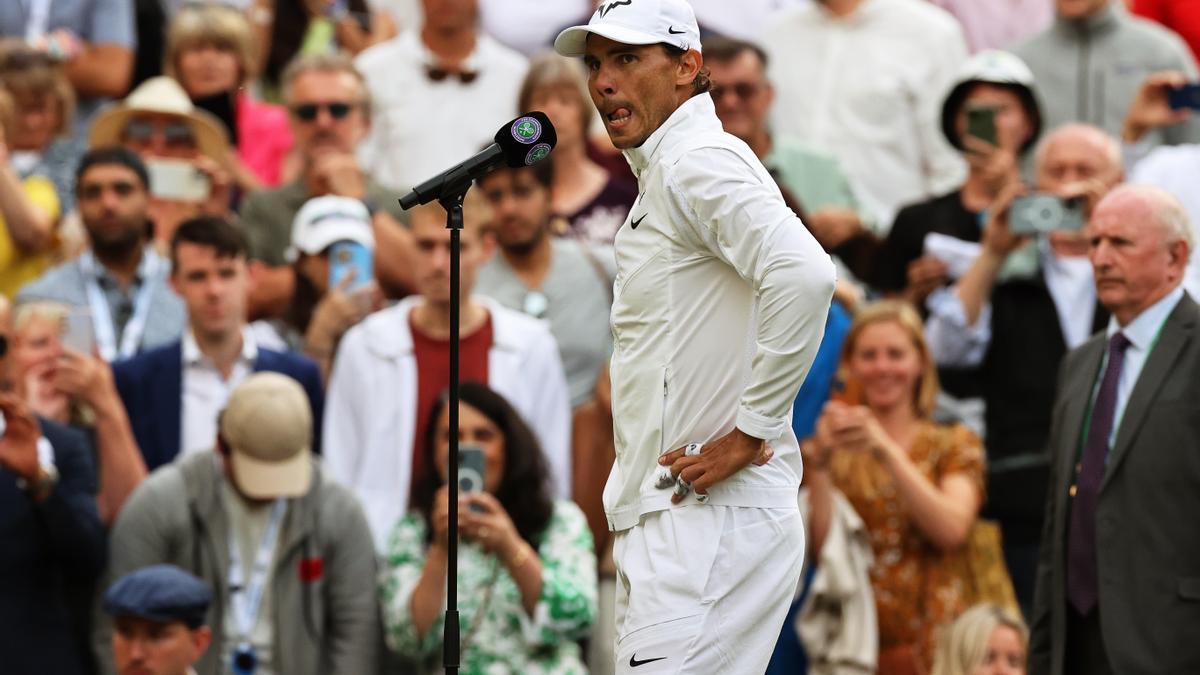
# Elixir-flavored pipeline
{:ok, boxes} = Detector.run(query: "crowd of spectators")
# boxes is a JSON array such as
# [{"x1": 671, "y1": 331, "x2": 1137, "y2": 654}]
[{"x1": 1, "y1": 0, "x2": 1198, "y2": 674}]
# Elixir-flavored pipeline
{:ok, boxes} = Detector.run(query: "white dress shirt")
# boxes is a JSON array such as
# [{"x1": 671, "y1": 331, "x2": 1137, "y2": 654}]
[
  {"x1": 925, "y1": 244, "x2": 1097, "y2": 368},
  {"x1": 355, "y1": 30, "x2": 528, "y2": 192},
  {"x1": 1128, "y1": 143, "x2": 1200, "y2": 299},
  {"x1": 180, "y1": 327, "x2": 257, "y2": 457},
  {"x1": 605, "y1": 94, "x2": 836, "y2": 531},
  {"x1": 760, "y1": 0, "x2": 968, "y2": 227},
  {"x1": 1101, "y1": 285, "x2": 1184, "y2": 449}
]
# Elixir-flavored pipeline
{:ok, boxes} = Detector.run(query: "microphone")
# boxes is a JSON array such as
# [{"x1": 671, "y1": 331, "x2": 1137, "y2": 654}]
[{"x1": 399, "y1": 112, "x2": 558, "y2": 209}]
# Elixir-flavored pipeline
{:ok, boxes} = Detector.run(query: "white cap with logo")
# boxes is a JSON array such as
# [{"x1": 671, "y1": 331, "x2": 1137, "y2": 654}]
[
  {"x1": 287, "y1": 195, "x2": 375, "y2": 262},
  {"x1": 554, "y1": 0, "x2": 702, "y2": 58}
]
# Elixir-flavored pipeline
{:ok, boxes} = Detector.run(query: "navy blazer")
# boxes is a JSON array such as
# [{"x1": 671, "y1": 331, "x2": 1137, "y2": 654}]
[
  {"x1": 114, "y1": 342, "x2": 325, "y2": 470},
  {"x1": 0, "y1": 418, "x2": 105, "y2": 674}
]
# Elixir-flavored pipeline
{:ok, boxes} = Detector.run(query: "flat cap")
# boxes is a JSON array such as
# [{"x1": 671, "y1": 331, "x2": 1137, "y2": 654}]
[{"x1": 103, "y1": 565, "x2": 213, "y2": 628}]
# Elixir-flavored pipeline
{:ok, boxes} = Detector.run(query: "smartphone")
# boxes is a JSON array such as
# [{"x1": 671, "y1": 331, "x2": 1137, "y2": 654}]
[
  {"x1": 965, "y1": 104, "x2": 998, "y2": 146},
  {"x1": 831, "y1": 373, "x2": 863, "y2": 407},
  {"x1": 1009, "y1": 193, "x2": 1085, "y2": 235},
  {"x1": 329, "y1": 240, "x2": 373, "y2": 291},
  {"x1": 61, "y1": 308, "x2": 96, "y2": 355},
  {"x1": 146, "y1": 158, "x2": 211, "y2": 202},
  {"x1": 458, "y1": 445, "x2": 486, "y2": 512},
  {"x1": 1168, "y1": 83, "x2": 1200, "y2": 111}
]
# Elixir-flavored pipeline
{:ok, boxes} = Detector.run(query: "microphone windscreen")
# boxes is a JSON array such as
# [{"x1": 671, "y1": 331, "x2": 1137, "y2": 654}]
[{"x1": 495, "y1": 112, "x2": 558, "y2": 168}]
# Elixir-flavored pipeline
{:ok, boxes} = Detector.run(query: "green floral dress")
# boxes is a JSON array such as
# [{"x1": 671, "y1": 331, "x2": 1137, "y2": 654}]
[{"x1": 380, "y1": 500, "x2": 597, "y2": 674}]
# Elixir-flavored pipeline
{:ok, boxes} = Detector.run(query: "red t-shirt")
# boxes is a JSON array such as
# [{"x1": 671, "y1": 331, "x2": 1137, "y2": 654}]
[
  {"x1": 1133, "y1": 0, "x2": 1200, "y2": 64},
  {"x1": 409, "y1": 310, "x2": 493, "y2": 491}
]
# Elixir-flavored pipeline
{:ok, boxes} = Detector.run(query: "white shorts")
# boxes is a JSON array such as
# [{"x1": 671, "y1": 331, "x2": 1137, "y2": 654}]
[{"x1": 612, "y1": 505, "x2": 804, "y2": 674}]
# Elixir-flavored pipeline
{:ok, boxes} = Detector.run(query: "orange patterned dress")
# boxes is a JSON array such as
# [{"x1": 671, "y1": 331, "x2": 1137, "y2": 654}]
[{"x1": 828, "y1": 421, "x2": 985, "y2": 670}]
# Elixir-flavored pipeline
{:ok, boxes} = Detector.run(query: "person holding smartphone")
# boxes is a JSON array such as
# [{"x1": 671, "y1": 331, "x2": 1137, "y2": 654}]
[
  {"x1": 805, "y1": 301, "x2": 986, "y2": 674},
  {"x1": 380, "y1": 382, "x2": 597, "y2": 674}
]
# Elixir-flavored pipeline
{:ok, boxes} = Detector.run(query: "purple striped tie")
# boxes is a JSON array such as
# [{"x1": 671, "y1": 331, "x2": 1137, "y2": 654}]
[{"x1": 1066, "y1": 331, "x2": 1130, "y2": 615}]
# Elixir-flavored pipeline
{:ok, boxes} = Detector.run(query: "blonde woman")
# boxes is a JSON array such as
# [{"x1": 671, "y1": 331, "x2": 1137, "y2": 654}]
[
  {"x1": 517, "y1": 52, "x2": 636, "y2": 244},
  {"x1": 932, "y1": 604, "x2": 1027, "y2": 675},
  {"x1": 0, "y1": 41, "x2": 76, "y2": 211},
  {"x1": 164, "y1": 4, "x2": 294, "y2": 188},
  {"x1": 805, "y1": 301, "x2": 985, "y2": 674}
]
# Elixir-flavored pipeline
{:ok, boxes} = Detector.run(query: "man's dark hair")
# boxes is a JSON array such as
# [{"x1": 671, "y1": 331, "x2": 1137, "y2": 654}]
[
  {"x1": 412, "y1": 382, "x2": 554, "y2": 547},
  {"x1": 75, "y1": 145, "x2": 150, "y2": 194},
  {"x1": 477, "y1": 157, "x2": 555, "y2": 191},
  {"x1": 700, "y1": 36, "x2": 769, "y2": 70},
  {"x1": 663, "y1": 44, "x2": 712, "y2": 96},
  {"x1": 170, "y1": 216, "x2": 249, "y2": 270}
]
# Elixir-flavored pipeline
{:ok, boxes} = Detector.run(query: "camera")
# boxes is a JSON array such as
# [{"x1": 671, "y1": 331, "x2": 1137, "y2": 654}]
[{"x1": 1009, "y1": 193, "x2": 1084, "y2": 235}]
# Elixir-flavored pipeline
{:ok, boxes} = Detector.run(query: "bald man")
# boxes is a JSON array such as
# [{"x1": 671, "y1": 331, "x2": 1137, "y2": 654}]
[
  {"x1": 1030, "y1": 184, "x2": 1200, "y2": 674},
  {"x1": 923, "y1": 123, "x2": 1124, "y2": 610}
]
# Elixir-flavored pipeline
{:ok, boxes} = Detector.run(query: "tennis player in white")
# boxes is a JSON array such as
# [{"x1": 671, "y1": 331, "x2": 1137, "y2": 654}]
[{"x1": 555, "y1": 1, "x2": 837, "y2": 672}]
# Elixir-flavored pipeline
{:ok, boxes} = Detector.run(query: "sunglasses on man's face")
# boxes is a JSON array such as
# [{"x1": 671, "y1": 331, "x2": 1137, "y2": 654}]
[
  {"x1": 710, "y1": 82, "x2": 765, "y2": 102},
  {"x1": 122, "y1": 119, "x2": 196, "y2": 148},
  {"x1": 290, "y1": 102, "x2": 357, "y2": 122}
]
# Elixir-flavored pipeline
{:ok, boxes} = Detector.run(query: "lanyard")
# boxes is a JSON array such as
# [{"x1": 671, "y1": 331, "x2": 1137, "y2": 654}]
[
  {"x1": 228, "y1": 498, "x2": 287, "y2": 642},
  {"x1": 22, "y1": 0, "x2": 53, "y2": 41},
  {"x1": 80, "y1": 250, "x2": 158, "y2": 362}
]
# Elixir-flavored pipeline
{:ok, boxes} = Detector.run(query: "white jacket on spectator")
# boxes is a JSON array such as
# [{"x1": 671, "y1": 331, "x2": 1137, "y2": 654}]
[
  {"x1": 323, "y1": 295, "x2": 572, "y2": 550},
  {"x1": 761, "y1": 0, "x2": 969, "y2": 227},
  {"x1": 797, "y1": 487, "x2": 878, "y2": 675}
]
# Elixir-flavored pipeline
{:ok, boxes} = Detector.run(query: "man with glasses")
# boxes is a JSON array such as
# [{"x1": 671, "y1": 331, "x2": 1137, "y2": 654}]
[
  {"x1": 237, "y1": 53, "x2": 414, "y2": 317},
  {"x1": 89, "y1": 76, "x2": 236, "y2": 254},
  {"x1": 323, "y1": 198, "x2": 572, "y2": 549},
  {"x1": 355, "y1": 0, "x2": 528, "y2": 193},
  {"x1": 704, "y1": 36, "x2": 877, "y2": 281}
]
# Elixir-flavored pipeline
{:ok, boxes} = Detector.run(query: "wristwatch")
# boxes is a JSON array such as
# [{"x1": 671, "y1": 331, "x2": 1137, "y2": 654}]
[{"x1": 17, "y1": 464, "x2": 59, "y2": 499}]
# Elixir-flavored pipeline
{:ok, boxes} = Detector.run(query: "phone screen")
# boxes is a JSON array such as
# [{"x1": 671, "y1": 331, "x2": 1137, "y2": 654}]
[
  {"x1": 61, "y1": 308, "x2": 96, "y2": 355},
  {"x1": 146, "y1": 158, "x2": 211, "y2": 202},
  {"x1": 966, "y1": 105, "x2": 998, "y2": 146},
  {"x1": 329, "y1": 240, "x2": 374, "y2": 291}
]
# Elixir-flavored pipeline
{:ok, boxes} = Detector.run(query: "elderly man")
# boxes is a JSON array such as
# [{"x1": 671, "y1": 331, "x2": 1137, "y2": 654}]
[
  {"x1": 238, "y1": 52, "x2": 413, "y2": 316},
  {"x1": 100, "y1": 373, "x2": 378, "y2": 675},
  {"x1": 925, "y1": 123, "x2": 1123, "y2": 610},
  {"x1": 1030, "y1": 185, "x2": 1200, "y2": 674},
  {"x1": 554, "y1": 0, "x2": 836, "y2": 671},
  {"x1": 103, "y1": 565, "x2": 213, "y2": 675}
]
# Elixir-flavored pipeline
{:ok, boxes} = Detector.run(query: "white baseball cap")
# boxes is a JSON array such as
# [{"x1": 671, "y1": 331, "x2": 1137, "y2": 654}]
[
  {"x1": 287, "y1": 196, "x2": 375, "y2": 262},
  {"x1": 554, "y1": 0, "x2": 702, "y2": 58}
]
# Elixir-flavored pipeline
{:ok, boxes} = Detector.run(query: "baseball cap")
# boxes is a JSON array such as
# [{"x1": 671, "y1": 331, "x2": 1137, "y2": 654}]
[
  {"x1": 219, "y1": 372, "x2": 313, "y2": 500},
  {"x1": 103, "y1": 565, "x2": 213, "y2": 629},
  {"x1": 287, "y1": 195, "x2": 375, "y2": 262},
  {"x1": 555, "y1": 0, "x2": 701, "y2": 58},
  {"x1": 941, "y1": 50, "x2": 1042, "y2": 152}
]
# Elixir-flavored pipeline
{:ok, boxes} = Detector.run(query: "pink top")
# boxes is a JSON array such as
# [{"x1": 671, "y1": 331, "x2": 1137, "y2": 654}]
[
  {"x1": 932, "y1": 0, "x2": 1054, "y2": 53},
  {"x1": 236, "y1": 92, "x2": 293, "y2": 187}
]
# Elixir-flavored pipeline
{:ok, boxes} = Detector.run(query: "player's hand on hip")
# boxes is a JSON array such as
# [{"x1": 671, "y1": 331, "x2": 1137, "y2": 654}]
[{"x1": 658, "y1": 428, "x2": 772, "y2": 504}]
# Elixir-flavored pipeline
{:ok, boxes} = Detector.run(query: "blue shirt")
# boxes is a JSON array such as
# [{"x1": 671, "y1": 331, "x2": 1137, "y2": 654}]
[{"x1": 791, "y1": 301, "x2": 852, "y2": 441}]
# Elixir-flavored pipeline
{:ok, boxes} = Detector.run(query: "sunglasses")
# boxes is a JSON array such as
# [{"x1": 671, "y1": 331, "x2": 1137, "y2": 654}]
[
  {"x1": 711, "y1": 82, "x2": 765, "y2": 102},
  {"x1": 290, "y1": 102, "x2": 357, "y2": 122},
  {"x1": 122, "y1": 119, "x2": 196, "y2": 148}
]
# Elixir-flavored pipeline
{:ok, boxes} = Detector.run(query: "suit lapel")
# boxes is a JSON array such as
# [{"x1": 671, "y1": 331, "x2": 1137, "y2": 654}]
[
  {"x1": 156, "y1": 344, "x2": 184, "y2": 468},
  {"x1": 1058, "y1": 339, "x2": 1105, "y2": 478},
  {"x1": 1101, "y1": 297, "x2": 1197, "y2": 490}
]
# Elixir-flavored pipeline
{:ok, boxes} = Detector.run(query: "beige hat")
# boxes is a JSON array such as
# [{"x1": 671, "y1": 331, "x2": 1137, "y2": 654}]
[
  {"x1": 219, "y1": 372, "x2": 313, "y2": 499},
  {"x1": 89, "y1": 76, "x2": 231, "y2": 158}
]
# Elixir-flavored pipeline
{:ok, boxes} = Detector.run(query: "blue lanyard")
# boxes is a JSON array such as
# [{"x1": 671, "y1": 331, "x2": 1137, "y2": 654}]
[
  {"x1": 80, "y1": 250, "x2": 159, "y2": 361},
  {"x1": 228, "y1": 499, "x2": 287, "y2": 642}
]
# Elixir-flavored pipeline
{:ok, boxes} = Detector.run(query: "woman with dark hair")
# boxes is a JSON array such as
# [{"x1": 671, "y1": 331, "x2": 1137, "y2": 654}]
[{"x1": 380, "y1": 382, "x2": 596, "y2": 673}]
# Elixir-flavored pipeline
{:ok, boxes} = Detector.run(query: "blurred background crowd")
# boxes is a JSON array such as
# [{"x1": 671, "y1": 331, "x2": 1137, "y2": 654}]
[{"x1": 1, "y1": 0, "x2": 1197, "y2": 673}]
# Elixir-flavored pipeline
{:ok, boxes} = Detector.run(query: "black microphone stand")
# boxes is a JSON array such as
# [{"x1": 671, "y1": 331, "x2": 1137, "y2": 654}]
[{"x1": 435, "y1": 166, "x2": 472, "y2": 675}]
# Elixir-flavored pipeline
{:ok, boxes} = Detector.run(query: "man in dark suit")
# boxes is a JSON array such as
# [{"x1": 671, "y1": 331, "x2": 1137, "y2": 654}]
[
  {"x1": 0, "y1": 385, "x2": 106, "y2": 674},
  {"x1": 1030, "y1": 184, "x2": 1200, "y2": 674},
  {"x1": 114, "y1": 216, "x2": 323, "y2": 470}
]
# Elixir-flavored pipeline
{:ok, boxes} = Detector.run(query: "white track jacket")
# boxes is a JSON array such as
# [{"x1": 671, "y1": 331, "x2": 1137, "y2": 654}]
[{"x1": 605, "y1": 94, "x2": 836, "y2": 531}]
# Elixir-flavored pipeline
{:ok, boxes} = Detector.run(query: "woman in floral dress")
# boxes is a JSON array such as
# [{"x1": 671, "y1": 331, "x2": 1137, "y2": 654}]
[
  {"x1": 805, "y1": 301, "x2": 986, "y2": 674},
  {"x1": 380, "y1": 382, "x2": 597, "y2": 674}
]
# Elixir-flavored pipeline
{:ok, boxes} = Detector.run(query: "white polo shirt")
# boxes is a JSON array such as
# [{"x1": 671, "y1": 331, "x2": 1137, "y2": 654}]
[{"x1": 605, "y1": 94, "x2": 836, "y2": 531}]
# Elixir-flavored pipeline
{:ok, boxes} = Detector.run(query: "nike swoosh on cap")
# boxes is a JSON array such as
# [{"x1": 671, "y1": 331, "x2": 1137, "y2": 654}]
[{"x1": 668, "y1": 26, "x2": 686, "y2": 34}]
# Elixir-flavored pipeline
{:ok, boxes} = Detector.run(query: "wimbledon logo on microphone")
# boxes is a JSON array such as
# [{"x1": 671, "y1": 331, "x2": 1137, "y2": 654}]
[
  {"x1": 526, "y1": 143, "x2": 551, "y2": 165},
  {"x1": 511, "y1": 117, "x2": 542, "y2": 144}
]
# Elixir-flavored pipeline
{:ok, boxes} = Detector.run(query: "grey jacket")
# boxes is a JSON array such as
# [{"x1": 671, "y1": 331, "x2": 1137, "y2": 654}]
[
  {"x1": 1012, "y1": 3, "x2": 1200, "y2": 148},
  {"x1": 96, "y1": 451, "x2": 379, "y2": 675}
]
